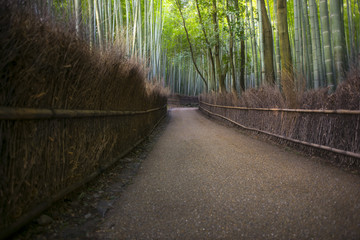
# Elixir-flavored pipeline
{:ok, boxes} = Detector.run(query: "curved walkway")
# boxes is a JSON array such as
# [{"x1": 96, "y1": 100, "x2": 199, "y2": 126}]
[{"x1": 98, "y1": 108, "x2": 360, "y2": 239}]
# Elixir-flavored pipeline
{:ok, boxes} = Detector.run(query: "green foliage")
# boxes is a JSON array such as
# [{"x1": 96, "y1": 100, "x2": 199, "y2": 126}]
[{"x1": 46, "y1": 0, "x2": 360, "y2": 94}]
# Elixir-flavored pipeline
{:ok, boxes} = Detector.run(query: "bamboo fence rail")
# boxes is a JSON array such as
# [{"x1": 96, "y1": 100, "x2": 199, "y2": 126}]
[
  {"x1": 200, "y1": 101, "x2": 360, "y2": 115},
  {"x1": 199, "y1": 101, "x2": 360, "y2": 160},
  {"x1": 0, "y1": 105, "x2": 167, "y2": 120}
]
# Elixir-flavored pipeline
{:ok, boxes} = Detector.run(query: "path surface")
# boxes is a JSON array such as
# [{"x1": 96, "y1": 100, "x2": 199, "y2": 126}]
[{"x1": 98, "y1": 108, "x2": 360, "y2": 239}]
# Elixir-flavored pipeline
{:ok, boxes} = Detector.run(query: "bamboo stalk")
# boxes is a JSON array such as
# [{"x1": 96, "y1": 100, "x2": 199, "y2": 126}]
[
  {"x1": 199, "y1": 101, "x2": 360, "y2": 115},
  {"x1": 199, "y1": 105, "x2": 360, "y2": 159},
  {"x1": 0, "y1": 105, "x2": 167, "y2": 120}
]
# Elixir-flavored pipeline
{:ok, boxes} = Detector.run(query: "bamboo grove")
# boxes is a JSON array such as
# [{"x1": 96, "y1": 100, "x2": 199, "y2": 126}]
[
  {"x1": 32, "y1": 0, "x2": 360, "y2": 97},
  {"x1": 169, "y1": 0, "x2": 360, "y2": 97},
  {"x1": 33, "y1": 0, "x2": 165, "y2": 84}
]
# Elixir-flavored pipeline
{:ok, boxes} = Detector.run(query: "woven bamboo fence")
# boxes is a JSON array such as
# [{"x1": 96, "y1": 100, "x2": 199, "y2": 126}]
[
  {"x1": 0, "y1": 105, "x2": 167, "y2": 239},
  {"x1": 199, "y1": 101, "x2": 360, "y2": 161}
]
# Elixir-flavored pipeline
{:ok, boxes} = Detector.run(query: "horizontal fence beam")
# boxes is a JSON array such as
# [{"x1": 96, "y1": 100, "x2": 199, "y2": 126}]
[
  {"x1": 0, "y1": 105, "x2": 167, "y2": 120},
  {"x1": 199, "y1": 105, "x2": 360, "y2": 159},
  {"x1": 199, "y1": 101, "x2": 360, "y2": 115}
]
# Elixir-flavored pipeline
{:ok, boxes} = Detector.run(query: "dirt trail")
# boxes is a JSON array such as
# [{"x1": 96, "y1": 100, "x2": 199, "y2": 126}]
[{"x1": 97, "y1": 108, "x2": 360, "y2": 239}]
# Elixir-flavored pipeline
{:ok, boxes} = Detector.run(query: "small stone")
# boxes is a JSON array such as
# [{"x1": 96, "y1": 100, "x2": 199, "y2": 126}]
[
  {"x1": 85, "y1": 213, "x2": 92, "y2": 219},
  {"x1": 37, "y1": 214, "x2": 53, "y2": 225}
]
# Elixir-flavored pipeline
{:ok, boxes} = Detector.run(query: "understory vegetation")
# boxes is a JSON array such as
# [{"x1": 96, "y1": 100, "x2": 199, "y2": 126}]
[
  {"x1": 201, "y1": 64, "x2": 360, "y2": 110},
  {"x1": 200, "y1": 67, "x2": 360, "y2": 166},
  {"x1": 0, "y1": 2, "x2": 167, "y2": 110}
]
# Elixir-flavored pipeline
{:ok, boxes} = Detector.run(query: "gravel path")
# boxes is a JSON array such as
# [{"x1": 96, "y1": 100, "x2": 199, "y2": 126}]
[{"x1": 97, "y1": 108, "x2": 360, "y2": 239}]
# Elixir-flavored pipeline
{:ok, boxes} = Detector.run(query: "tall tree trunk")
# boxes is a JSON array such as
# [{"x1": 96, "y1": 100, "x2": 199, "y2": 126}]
[
  {"x1": 144, "y1": 0, "x2": 148, "y2": 61},
  {"x1": 175, "y1": 0, "x2": 208, "y2": 91},
  {"x1": 240, "y1": 37, "x2": 246, "y2": 91},
  {"x1": 249, "y1": 0, "x2": 259, "y2": 87},
  {"x1": 226, "y1": 0, "x2": 237, "y2": 94},
  {"x1": 302, "y1": 0, "x2": 313, "y2": 89},
  {"x1": 212, "y1": 0, "x2": 226, "y2": 93},
  {"x1": 319, "y1": 0, "x2": 335, "y2": 89},
  {"x1": 125, "y1": 0, "x2": 130, "y2": 55},
  {"x1": 293, "y1": 0, "x2": 300, "y2": 72},
  {"x1": 103, "y1": 0, "x2": 108, "y2": 47},
  {"x1": 137, "y1": 0, "x2": 142, "y2": 59},
  {"x1": 299, "y1": 0, "x2": 309, "y2": 88},
  {"x1": 266, "y1": 0, "x2": 277, "y2": 84},
  {"x1": 88, "y1": 0, "x2": 94, "y2": 48},
  {"x1": 74, "y1": 0, "x2": 81, "y2": 36},
  {"x1": 131, "y1": 1, "x2": 138, "y2": 57},
  {"x1": 330, "y1": 0, "x2": 347, "y2": 83},
  {"x1": 118, "y1": 0, "x2": 123, "y2": 30},
  {"x1": 234, "y1": 0, "x2": 246, "y2": 92},
  {"x1": 257, "y1": 0, "x2": 265, "y2": 83},
  {"x1": 94, "y1": 0, "x2": 103, "y2": 50},
  {"x1": 260, "y1": 0, "x2": 275, "y2": 84},
  {"x1": 298, "y1": 0, "x2": 304, "y2": 77},
  {"x1": 309, "y1": 0, "x2": 320, "y2": 88},
  {"x1": 195, "y1": 0, "x2": 216, "y2": 91},
  {"x1": 346, "y1": 0, "x2": 354, "y2": 60},
  {"x1": 207, "y1": 49, "x2": 216, "y2": 91},
  {"x1": 249, "y1": 0, "x2": 261, "y2": 87},
  {"x1": 114, "y1": 0, "x2": 119, "y2": 42},
  {"x1": 108, "y1": 0, "x2": 113, "y2": 44},
  {"x1": 274, "y1": 0, "x2": 281, "y2": 87},
  {"x1": 277, "y1": 0, "x2": 296, "y2": 107},
  {"x1": 313, "y1": 1, "x2": 325, "y2": 86}
]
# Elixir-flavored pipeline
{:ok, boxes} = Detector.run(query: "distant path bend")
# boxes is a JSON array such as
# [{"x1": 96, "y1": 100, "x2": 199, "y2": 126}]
[{"x1": 98, "y1": 108, "x2": 360, "y2": 239}]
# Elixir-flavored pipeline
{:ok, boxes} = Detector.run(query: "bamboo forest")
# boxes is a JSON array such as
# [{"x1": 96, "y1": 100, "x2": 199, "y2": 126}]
[
  {"x1": 38, "y1": 0, "x2": 360, "y2": 97},
  {"x1": 2, "y1": 1, "x2": 360, "y2": 239}
]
